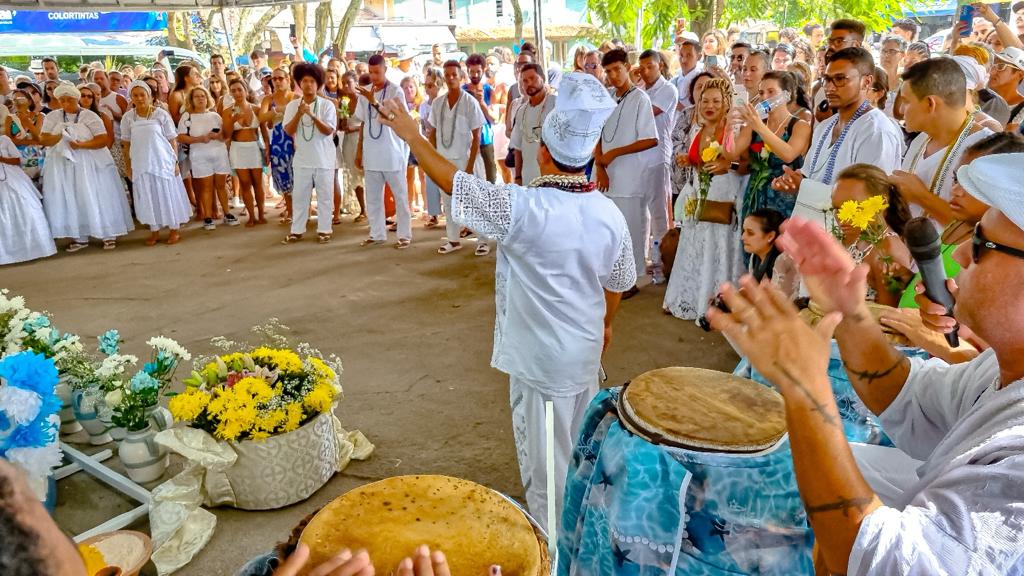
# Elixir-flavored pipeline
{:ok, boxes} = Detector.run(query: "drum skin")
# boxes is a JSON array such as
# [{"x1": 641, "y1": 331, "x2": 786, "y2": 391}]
[{"x1": 299, "y1": 475, "x2": 547, "y2": 576}]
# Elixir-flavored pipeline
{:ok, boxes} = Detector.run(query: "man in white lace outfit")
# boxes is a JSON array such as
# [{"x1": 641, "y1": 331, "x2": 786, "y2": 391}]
[{"x1": 379, "y1": 73, "x2": 637, "y2": 532}]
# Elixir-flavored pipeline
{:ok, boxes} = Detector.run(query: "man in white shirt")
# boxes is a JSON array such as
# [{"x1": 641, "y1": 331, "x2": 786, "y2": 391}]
[
  {"x1": 283, "y1": 63, "x2": 338, "y2": 244},
  {"x1": 596, "y1": 48, "x2": 658, "y2": 298},
  {"x1": 707, "y1": 152, "x2": 1024, "y2": 575},
  {"x1": 247, "y1": 50, "x2": 266, "y2": 97},
  {"x1": 378, "y1": 72, "x2": 636, "y2": 533},
  {"x1": 510, "y1": 63, "x2": 555, "y2": 187},
  {"x1": 638, "y1": 49, "x2": 678, "y2": 284},
  {"x1": 354, "y1": 54, "x2": 412, "y2": 248},
  {"x1": 671, "y1": 35, "x2": 703, "y2": 111},
  {"x1": 774, "y1": 47, "x2": 903, "y2": 225},
  {"x1": 890, "y1": 58, "x2": 992, "y2": 226},
  {"x1": 427, "y1": 60, "x2": 485, "y2": 255}
]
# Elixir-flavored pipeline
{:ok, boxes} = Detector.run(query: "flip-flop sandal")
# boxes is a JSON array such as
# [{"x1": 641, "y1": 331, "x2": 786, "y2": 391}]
[
  {"x1": 437, "y1": 242, "x2": 462, "y2": 254},
  {"x1": 279, "y1": 217, "x2": 292, "y2": 225},
  {"x1": 318, "y1": 234, "x2": 332, "y2": 244},
  {"x1": 332, "y1": 217, "x2": 343, "y2": 225},
  {"x1": 281, "y1": 234, "x2": 303, "y2": 245},
  {"x1": 388, "y1": 223, "x2": 398, "y2": 232},
  {"x1": 66, "y1": 242, "x2": 89, "y2": 253},
  {"x1": 102, "y1": 241, "x2": 117, "y2": 250},
  {"x1": 359, "y1": 238, "x2": 384, "y2": 247},
  {"x1": 475, "y1": 243, "x2": 491, "y2": 256},
  {"x1": 459, "y1": 228, "x2": 473, "y2": 238},
  {"x1": 394, "y1": 239, "x2": 411, "y2": 250},
  {"x1": 353, "y1": 214, "x2": 367, "y2": 223},
  {"x1": 424, "y1": 218, "x2": 439, "y2": 229}
]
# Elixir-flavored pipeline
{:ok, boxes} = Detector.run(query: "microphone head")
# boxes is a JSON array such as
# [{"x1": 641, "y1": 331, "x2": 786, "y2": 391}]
[{"x1": 904, "y1": 217, "x2": 942, "y2": 261}]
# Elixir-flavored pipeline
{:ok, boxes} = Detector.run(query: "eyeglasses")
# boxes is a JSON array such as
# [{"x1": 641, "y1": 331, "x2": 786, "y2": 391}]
[
  {"x1": 821, "y1": 73, "x2": 858, "y2": 87},
  {"x1": 584, "y1": 63, "x2": 599, "y2": 70},
  {"x1": 827, "y1": 36, "x2": 856, "y2": 48},
  {"x1": 881, "y1": 48, "x2": 904, "y2": 56},
  {"x1": 972, "y1": 223, "x2": 1024, "y2": 264},
  {"x1": 272, "y1": 76, "x2": 288, "y2": 81}
]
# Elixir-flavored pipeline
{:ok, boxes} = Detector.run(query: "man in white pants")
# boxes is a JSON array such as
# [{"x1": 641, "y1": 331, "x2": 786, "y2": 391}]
[
  {"x1": 639, "y1": 49, "x2": 678, "y2": 284},
  {"x1": 355, "y1": 54, "x2": 412, "y2": 249},
  {"x1": 283, "y1": 63, "x2": 338, "y2": 244},
  {"x1": 595, "y1": 48, "x2": 658, "y2": 299},
  {"x1": 427, "y1": 60, "x2": 485, "y2": 255}
]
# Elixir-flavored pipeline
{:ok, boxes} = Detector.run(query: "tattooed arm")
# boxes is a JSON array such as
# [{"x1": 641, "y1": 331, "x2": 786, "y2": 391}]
[{"x1": 833, "y1": 304, "x2": 911, "y2": 415}]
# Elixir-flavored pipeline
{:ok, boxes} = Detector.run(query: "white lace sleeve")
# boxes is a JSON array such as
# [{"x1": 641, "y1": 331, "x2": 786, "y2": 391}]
[
  {"x1": 604, "y1": 227, "x2": 637, "y2": 292},
  {"x1": 451, "y1": 170, "x2": 516, "y2": 242}
]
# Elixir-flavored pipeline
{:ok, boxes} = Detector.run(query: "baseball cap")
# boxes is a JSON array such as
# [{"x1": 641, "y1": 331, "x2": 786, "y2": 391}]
[
  {"x1": 677, "y1": 31, "x2": 700, "y2": 48},
  {"x1": 259, "y1": 66, "x2": 273, "y2": 78},
  {"x1": 995, "y1": 47, "x2": 1024, "y2": 71}
]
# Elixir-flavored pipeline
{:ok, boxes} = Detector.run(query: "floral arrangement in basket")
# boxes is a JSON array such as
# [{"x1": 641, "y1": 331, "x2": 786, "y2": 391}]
[
  {"x1": 684, "y1": 141, "x2": 725, "y2": 220},
  {"x1": 170, "y1": 322, "x2": 343, "y2": 442}
]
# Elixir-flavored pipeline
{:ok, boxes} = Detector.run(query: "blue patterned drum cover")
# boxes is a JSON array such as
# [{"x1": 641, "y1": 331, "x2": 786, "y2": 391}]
[{"x1": 559, "y1": 387, "x2": 814, "y2": 575}]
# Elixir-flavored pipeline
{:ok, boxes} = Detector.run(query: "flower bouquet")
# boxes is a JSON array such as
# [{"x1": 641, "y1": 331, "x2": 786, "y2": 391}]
[
  {"x1": 0, "y1": 351, "x2": 62, "y2": 500},
  {"x1": 685, "y1": 141, "x2": 725, "y2": 221},
  {"x1": 743, "y1": 141, "x2": 773, "y2": 218},
  {"x1": 834, "y1": 195, "x2": 906, "y2": 294}
]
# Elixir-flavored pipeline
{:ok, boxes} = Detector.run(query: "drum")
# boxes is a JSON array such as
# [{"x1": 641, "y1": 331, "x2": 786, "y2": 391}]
[
  {"x1": 559, "y1": 367, "x2": 813, "y2": 576},
  {"x1": 299, "y1": 475, "x2": 549, "y2": 576}
]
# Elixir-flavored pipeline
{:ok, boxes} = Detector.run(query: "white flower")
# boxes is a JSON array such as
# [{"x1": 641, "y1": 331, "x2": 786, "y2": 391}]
[
  {"x1": 146, "y1": 336, "x2": 192, "y2": 361},
  {"x1": 97, "y1": 354, "x2": 137, "y2": 378},
  {"x1": 104, "y1": 389, "x2": 123, "y2": 408},
  {"x1": 33, "y1": 327, "x2": 52, "y2": 342},
  {"x1": 5, "y1": 442, "x2": 63, "y2": 480},
  {"x1": 0, "y1": 386, "x2": 42, "y2": 425}
]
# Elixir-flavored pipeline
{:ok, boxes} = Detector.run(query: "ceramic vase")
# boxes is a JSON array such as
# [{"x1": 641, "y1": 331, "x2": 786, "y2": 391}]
[
  {"x1": 72, "y1": 389, "x2": 113, "y2": 445},
  {"x1": 55, "y1": 376, "x2": 82, "y2": 434},
  {"x1": 118, "y1": 425, "x2": 168, "y2": 484},
  {"x1": 144, "y1": 405, "x2": 173, "y2": 432}
]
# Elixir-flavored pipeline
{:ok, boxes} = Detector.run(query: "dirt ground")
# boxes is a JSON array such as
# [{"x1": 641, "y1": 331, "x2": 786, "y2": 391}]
[{"x1": 2, "y1": 210, "x2": 738, "y2": 575}]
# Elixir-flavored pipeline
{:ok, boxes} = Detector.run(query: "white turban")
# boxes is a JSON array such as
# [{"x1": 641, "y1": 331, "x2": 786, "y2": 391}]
[
  {"x1": 52, "y1": 81, "x2": 81, "y2": 101},
  {"x1": 540, "y1": 72, "x2": 616, "y2": 168},
  {"x1": 956, "y1": 153, "x2": 1024, "y2": 231},
  {"x1": 129, "y1": 79, "x2": 152, "y2": 97},
  {"x1": 950, "y1": 55, "x2": 988, "y2": 91}
]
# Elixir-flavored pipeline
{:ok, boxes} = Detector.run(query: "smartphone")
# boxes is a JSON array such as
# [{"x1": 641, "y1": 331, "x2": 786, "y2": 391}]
[
  {"x1": 958, "y1": 4, "x2": 975, "y2": 38},
  {"x1": 704, "y1": 54, "x2": 722, "y2": 69},
  {"x1": 164, "y1": 49, "x2": 175, "y2": 57},
  {"x1": 211, "y1": 128, "x2": 220, "y2": 133},
  {"x1": 289, "y1": 24, "x2": 296, "y2": 38}
]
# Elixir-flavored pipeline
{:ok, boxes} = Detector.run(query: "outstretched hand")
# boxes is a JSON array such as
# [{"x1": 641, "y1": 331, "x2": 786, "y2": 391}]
[
  {"x1": 378, "y1": 99, "x2": 420, "y2": 143},
  {"x1": 777, "y1": 218, "x2": 868, "y2": 316}
]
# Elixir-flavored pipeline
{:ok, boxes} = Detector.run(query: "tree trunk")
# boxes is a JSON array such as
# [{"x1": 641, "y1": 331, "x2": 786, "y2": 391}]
[
  {"x1": 292, "y1": 3, "x2": 307, "y2": 48},
  {"x1": 313, "y1": 1, "x2": 332, "y2": 56},
  {"x1": 510, "y1": 0, "x2": 524, "y2": 45},
  {"x1": 237, "y1": 5, "x2": 285, "y2": 56},
  {"x1": 333, "y1": 0, "x2": 363, "y2": 56},
  {"x1": 685, "y1": 0, "x2": 718, "y2": 36},
  {"x1": 165, "y1": 11, "x2": 193, "y2": 50}
]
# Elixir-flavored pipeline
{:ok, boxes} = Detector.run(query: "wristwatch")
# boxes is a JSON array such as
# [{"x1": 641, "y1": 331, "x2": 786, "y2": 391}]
[{"x1": 730, "y1": 162, "x2": 740, "y2": 171}]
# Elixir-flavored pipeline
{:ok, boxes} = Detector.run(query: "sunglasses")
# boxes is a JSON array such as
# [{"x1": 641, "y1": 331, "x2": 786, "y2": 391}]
[{"x1": 973, "y1": 223, "x2": 1024, "y2": 264}]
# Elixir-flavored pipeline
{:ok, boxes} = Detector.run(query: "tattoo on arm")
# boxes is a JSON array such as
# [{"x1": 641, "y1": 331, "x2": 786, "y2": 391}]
[
  {"x1": 844, "y1": 356, "x2": 908, "y2": 386},
  {"x1": 772, "y1": 362, "x2": 840, "y2": 427},
  {"x1": 805, "y1": 495, "x2": 875, "y2": 518}
]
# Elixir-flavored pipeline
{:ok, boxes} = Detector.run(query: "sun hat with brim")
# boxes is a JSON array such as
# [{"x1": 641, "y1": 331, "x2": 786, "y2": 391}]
[
  {"x1": 995, "y1": 47, "x2": 1024, "y2": 71},
  {"x1": 956, "y1": 153, "x2": 1024, "y2": 232}
]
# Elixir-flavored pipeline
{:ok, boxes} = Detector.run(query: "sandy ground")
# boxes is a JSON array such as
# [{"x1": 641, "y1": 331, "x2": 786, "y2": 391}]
[{"x1": 3, "y1": 209, "x2": 738, "y2": 575}]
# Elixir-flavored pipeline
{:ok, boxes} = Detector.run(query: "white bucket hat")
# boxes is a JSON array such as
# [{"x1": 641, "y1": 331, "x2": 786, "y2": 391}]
[{"x1": 956, "y1": 153, "x2": 1024, "y2": 231}]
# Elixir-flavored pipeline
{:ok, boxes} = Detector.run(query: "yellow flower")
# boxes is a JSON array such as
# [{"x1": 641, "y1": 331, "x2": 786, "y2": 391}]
[
  {"x1": 684, "y1": 197, "x2": 698, "y2": 217},
  {"x1": 79, "y1": 544, "x2": 107, "y2": 576},
  {"x1": 250, "y1": 347, "x2": 303, "y2": 373},
  {"x1": 850, "y1": 210, "x2": 876, "y2": 231},
  {"x1": 249, "y1": 430, "x2": 271, "y2": 442},
  {"x1": 233, "y1": 377, "x2": 275, "y2": 403},
  {"x1": 303, "y1": 382, "x2": 335, "y2": 414},
  {"x1": 860, "y1": 195, "x2": 888, "y2": 218},
  {"x1": 169, "y1": 389, "x2": 210, "y2": 422},
  {"x1": 307, "y1": 357, "x2": 336, "y2": 383},
  {"x1": 837, "y1": 200, "x2": 860, "y2": 225},
  {"x1": 700, "y1": 145, "x2": 720, "y2": 163},
  {"x1": 255, "y1": 409, "x2": 286, "y2": 433},
  {"x1": 282, "y1": 402, "x2": 304, "y2": 433}
]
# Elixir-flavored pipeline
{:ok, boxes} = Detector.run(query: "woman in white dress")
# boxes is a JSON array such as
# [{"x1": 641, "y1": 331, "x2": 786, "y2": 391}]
[
  {"x1": 663, "y1": 77, "x2": 745, "y2": 320},
  {"x1": 39, "y1": 82, "x2": 133, "y2": 252},
  {"x1": 121, "y1": 80, "x2": 192, "y2": 246},
  {"x1": 0, "y1": 134, "x2": 56, "y2": 265},
  {"x1": 179, "y1": 86, "x2": 235, "y2": 231},
  {"x1": 223, "y1": 78, "x2": 267, "y2": 226}
]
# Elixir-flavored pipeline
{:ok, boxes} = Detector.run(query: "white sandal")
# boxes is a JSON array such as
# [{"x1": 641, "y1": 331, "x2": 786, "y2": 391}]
[
  {"x1": 437, "y1": 242, "x2": 462, "y2": 255},
  {"x1": 475, "y1": 243, "x2": 491, "y2": 257}
]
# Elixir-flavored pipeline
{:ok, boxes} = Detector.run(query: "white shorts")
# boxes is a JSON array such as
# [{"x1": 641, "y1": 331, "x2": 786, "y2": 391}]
[
  {"x1": 189, "y1": 145, "x2": 231, "y2": 179},
  {"x1": 229, "y1": 140, "x2": 262, "y2": 170}
]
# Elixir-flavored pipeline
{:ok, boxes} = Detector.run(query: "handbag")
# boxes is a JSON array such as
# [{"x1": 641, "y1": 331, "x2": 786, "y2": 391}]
[{"x1": 698, "y1": 199, "x2": 735, "y2": 225}]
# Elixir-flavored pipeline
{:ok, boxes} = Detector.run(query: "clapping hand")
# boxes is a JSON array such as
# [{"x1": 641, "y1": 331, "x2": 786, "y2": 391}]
[
  {"x1": 298, "y1": 100, "x2": 311, "y2": 117},
  {"x1": 771, "y1": 165, "x2": 804, "y2": 193},
  {"x1": 355, "y1": 85, "x2": 375, "y2": 104},
  {"x1": 776, "y1": 217, "x2": 867, "y2": 316}
]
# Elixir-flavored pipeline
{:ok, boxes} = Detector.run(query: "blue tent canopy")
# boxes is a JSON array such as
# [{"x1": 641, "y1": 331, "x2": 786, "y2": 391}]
[{"x1": 904, "y1": 0, "x2": 958, "y2": 17}]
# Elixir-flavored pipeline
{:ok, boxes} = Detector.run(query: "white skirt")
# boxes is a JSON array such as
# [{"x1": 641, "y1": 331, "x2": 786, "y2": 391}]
[
  {"x1": 229, "y1": 140, "x2": 262, "y2": 170},
  {"x1": 0, "y1": 166, "x2": 57, "y2": 265},
  {"x1": 42, "y1": 148, "x2": 134, "y2": 240},
  {"x1": 132, "y1": 172, "x2": 193, "y2": 229},
  {"x1": 189, "y1": 144, "x2": 231, "y2": 179}
]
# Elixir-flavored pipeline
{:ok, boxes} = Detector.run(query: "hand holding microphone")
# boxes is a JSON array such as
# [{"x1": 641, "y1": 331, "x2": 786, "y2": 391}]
[{"x1": 904, "y1": 217, "x2": 959, "y2": 347}]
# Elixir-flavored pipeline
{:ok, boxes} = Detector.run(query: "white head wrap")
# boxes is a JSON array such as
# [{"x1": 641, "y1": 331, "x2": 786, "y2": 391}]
[
  {"x1": 956, "y1": 153, "x2": 1024, "y2": 231},
  {"x1": 129, "y1": 79, "x2": 152, "y2": 97},
  {"x1": 52, "y1": 81, "x2": 81, "y2": 101},
  {"x1": 950, "y1": 55, "x2": 988, "y2": 91},
  {"x1": 540, "y1": 72, "x2": 616, "y2": 168}
]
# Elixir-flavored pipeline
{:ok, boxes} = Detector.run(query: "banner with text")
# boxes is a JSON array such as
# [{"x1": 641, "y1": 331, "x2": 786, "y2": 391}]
[{"x1": 0, "y1": 10, "x2": 168, "y2": 34}]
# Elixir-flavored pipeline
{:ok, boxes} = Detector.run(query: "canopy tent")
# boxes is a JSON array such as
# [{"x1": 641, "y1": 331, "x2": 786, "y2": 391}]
[
  {"x1": 0, "y1": 0, "x2": 295, "y2": 9},
  {"x1": 0, "y1": 31, "x2": 204, "y2": 59}
]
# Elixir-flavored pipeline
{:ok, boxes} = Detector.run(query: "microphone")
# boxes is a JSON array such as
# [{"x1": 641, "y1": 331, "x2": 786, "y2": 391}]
[{"x1": 904, "y1": 217, "x2": 959, "y2": 347}]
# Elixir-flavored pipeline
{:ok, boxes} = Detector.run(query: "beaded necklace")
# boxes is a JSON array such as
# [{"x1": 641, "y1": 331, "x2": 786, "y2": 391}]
[
  {"x1": 905, "y1": 112, "x2": 975, "y2": 197},
  {"x1": 437, "y1": 91, "x2": 465, "y2": 150},
  {"x1": 601, "y1": 86, "x2": 638, "y2": 144},
  {"x1": 299, "y1": 97, "x2": 319, "y2": 142},
  {"x1": 528, "y1": 173, "x2": 596, "y2": 193},
  {"x1": 367, "y1": 83, "x2": 388, "y2": 140},
  {"x1": 807, "y1": 100, "x2": 870, "y2": 185}
]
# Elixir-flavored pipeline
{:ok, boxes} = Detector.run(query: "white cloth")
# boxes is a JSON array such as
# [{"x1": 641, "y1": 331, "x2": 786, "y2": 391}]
[
  {"x1": 291, "y1": 167, "x2": 334, "y2": 236},
  {"x1": 41, "y1": 108, "x2": 133, "y2": 240},
  {"x1": 510, "y1": 93, "x2": 556, "y2": 185},
  {"x1": 602, "y1": 88, "x2": 657, "y2": 198},
  {"x1": 122, "y1": 108, "x2": 191, "y2": 230},
  {"x1": 178, "y1": 112, "x2": 229, "y2": 178},
  {"x1": 450, "y1": 171, "x2": 636, "y2": 395},
  {"x1": 429, "y1": 90, "x2": 485, "y2": 163},
  {"x1": 643, "y1": 76, "x2": 679, "y2": 167},
  {"x1": 850, "y1": 442, "x2": 924, "y2": 507},
  {"x1": 285, "y1": 96, "x2": 338, "y2": 170},
  {"x1": 0, "y1": 136, "x2": 56, "y2": 264},
  {"x1": 849, "y1": 349, "x2": 1024, "y2": 575},
  {"x1": 540, "y1": 73, "x2": 617, "y2": 168},
  {"x1": 354, "y1": 81, "x2": 409, "y2": 172},
  {"x1": 228, "y1": 140, "x2": 262, "y2": 170},
  {"x1": 671, "y1": 63, "x2": 705, "y2": 108},
  {"x1": 663, "y1": 172, "x2": 746, "y2": 320},
  {"x1": 510, "y1": 375, "x2": 597, "y2": 533},
  {"x1": 609, "y1": 196, "x2": 647, "y2": 284},
  {"x1": 645, "y1": 162, "x2": 672, "y2": 263},
  {"x1": 901, "y1": 128, "x2": 993, "y2": 217},
  {"x1": 364, "y1": 169, "x2": 411, "y2": 241},
  {"x1": 800, "y1": 108, "x2": 904, "y2": 184}
]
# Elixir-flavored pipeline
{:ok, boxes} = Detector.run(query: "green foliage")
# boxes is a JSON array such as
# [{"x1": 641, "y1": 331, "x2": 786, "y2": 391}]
[
  {"x1": 723, "y1": 0, "x2": 910, "y2": 33},
  {"x1": 587, "y1": 0, "x2": 689, "y2": 49}
]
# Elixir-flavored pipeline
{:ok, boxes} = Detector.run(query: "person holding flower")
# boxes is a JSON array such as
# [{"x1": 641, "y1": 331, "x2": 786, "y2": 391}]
[
  {"x1": 663, "y1": 77, "x2": 746, "y2": 320},
  {"x1": 725, "y1": 71, "x2": 811, "y2": 222}
]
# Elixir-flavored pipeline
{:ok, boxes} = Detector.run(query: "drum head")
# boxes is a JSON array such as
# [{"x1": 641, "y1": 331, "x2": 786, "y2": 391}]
[
  {"x1": 620, "y1": 367, "x2": 786, "y2": 452},
  {"x1": 299, "y1": 475, "x2": 546, "y2": 576}
]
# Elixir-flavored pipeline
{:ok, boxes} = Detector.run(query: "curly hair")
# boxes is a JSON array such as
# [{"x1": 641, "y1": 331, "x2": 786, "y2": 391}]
[{"x1": 700, "y1": 77, "x2": 734, "y2": 107}]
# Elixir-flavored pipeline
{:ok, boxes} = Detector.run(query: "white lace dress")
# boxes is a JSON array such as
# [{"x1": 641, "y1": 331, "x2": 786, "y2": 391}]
[
  {"x1": 122, "y1": 108, "x2": 192, "y2": 230},
  {"x1": 662, "y1": 169, "x2": 745, "y2": 321},
  {"x1": 0, "y1": 136, "x2": 56, "y2": 265}
]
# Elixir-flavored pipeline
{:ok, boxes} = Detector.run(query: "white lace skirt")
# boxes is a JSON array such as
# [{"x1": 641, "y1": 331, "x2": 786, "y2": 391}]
[
  {"x1": 42, "y1": 150, "x2": 134, "y2": 240},
  {"x1": 229, "y1": 141, "x2": 262, "y2": 170},
  {"x1": 132, "y1": 173, "x2": 193, "y2": 230},
  {"x1": 0, "y1": 167, "x2": 57, "y2": 265}
]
